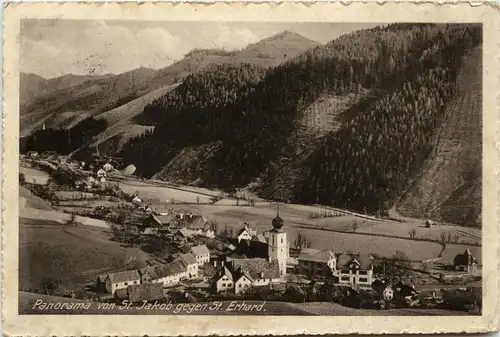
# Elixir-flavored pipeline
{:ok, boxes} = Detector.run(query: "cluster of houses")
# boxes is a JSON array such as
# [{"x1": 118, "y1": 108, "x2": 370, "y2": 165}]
[
  {"x1": 122, "y1": 204, "x2": 216, "y2": 241},
  {"x1": 96, "y1": 244, "x2": 211, "y2": 301},
  {"x1": 95, "y1": 205, "x2": 480, "y2": 304},
  {"x1": 74, "y1": 162, "x2": 115, "y2": 190}
]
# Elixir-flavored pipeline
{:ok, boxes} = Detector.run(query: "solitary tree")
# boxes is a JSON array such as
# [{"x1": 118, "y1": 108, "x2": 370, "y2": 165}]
[
  {"x1": 440, "y1": 232, "x2": 447, "y2": 243},
  {"x1": 409, "y1": 229, "x2": 417, "y2": 239}
]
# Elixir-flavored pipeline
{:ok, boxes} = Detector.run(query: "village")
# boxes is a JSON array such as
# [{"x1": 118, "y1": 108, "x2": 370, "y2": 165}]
[{"x1": 19, "y1": 151, "x2": 482, "y2": 314}]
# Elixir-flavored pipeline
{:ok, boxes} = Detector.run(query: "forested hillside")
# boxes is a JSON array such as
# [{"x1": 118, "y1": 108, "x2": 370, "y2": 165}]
[{"x1": 119, "y1": 23, "x2": 481, "y2": 226}]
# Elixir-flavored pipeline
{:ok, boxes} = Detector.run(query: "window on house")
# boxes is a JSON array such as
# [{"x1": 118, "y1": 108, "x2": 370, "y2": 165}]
[
  {"x1": 359, "y1": 278, "x2": 368, "y2": 283},
  {"x1": 239, "y1": 284, "x2": 242, "y2": 288},
  {"x1": 133, "y1": 281, "x2": 137, "y2": 284},
  {"x1": 281, "y1": 238, "x2": 283, "y2": 244},
  {"x1": 341, "y1": 269, "x2": 350, "y2": 274},
  {"x1": 124, "y1": 282, "x2": 128, "y2": 286},
  {"x1": 359, "y1": 270, "x2": 368, "y2": 275},
  {"x1": 222, "y1": 283, "x2": 226, "y2": 287},
  {"x1": 341, "y1": 276, "x2": 349, "y2": 281}
]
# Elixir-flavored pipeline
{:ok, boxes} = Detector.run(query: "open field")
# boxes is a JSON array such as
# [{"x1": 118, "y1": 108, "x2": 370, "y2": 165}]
[
  {"x1": 19, "y1": 220, "x2": 152, "y2": 292},
  {"x1": 117, "y1": 179, "x2": 215, "y2": 204},
  {"x1": 310, "y1": 216, "x2": 481, "y2": 245},
  {"x1": 20, "y1": 166, "x2": 50, "y2": 185},
  {"x1": 22, "y1": 207, "x2": 112, "y2": 229},
  {"x1": 440, "y1": 244, "x2": 482, "y2": 265},
  {"x1": 20, "y1": 186, "x2": 53, "y2": 210},
  {"x1": 143, "y1": 203, "x2": 444, "y2": 261}
]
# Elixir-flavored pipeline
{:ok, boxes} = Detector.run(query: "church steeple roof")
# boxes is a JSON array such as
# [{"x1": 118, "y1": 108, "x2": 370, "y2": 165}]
[{"x1": 272, "y1": 205, "x2": 283, "y2": 230}]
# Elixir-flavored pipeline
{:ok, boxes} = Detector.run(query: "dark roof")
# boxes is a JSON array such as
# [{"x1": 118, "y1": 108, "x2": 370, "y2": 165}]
[
  {"x1": 371, "y1": 279, "x2": 392, "y2": 294},
  {"x1": 140, "y1": 266, "x2": 159, "y2": 280},
  {"x1": 231, "y1": 258, "x2": 280, "y2": 280},
  {"x1": 201, "y1": 263, "x2": 219, "y2": 279},
  {"x1": 154, "y1": 261, "x2": 186, "y2": 278},
  {"x1": 298, "y1": 248, "x2": 335, "y2": 263},
  {"x1": 191, "y1": 244, "x2": 210, "y2": 257},
  {"x1": 175, "y1": 228, "x2": 193, "y2": 238},
  {"x1": 217, "y1": 266, "x2": 233, "y2": 281},
  {"x1": 179, "y1": 214, "x2": 207, "y2": 230},
  {"x1": 178, "y1": 253, "x2": 197, "y2": 266},
  {"x1": 454, "y1": 249, "x2": 478, "y2": 266},
  {"x1": 107, "y1": 270, "x2": 141, "y2": 284},
  {"x1": 127, "y1": 283, "x2": 164, "y2": 302},
  {"x1": 153, "y1": 214, "x2": 176, "y2": 225},
  {"x1": 251, "y1": 234, "x2": 267, "y2": 243},
  {"x1": 336, "y1": 253, "x2": 374, "y2": 270}
]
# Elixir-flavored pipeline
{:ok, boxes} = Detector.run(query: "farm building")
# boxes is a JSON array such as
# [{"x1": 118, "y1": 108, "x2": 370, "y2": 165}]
[
  {"x1": 176, "y1": 253, "x2": 199, "y2": 279},
  {"x1": 237, "y1": 225, "x2": 257, "y2": 243},
  {"x1": 132, "y1": 196, "x2": 142, "y2": 204},
  {"x1": 103, "y1": 163, "x2": 114, "y2": 172},
  {"x1": 213, "y1": 258, "x2": 282, "y2": 294},
  {"x1": 104, "y1": 270, "x2": 141, "y2": 294},
  {"x1": 297, "y1": 248, "x2": 336, "y2": 278},
  {"x1": 127, "y1": 283, "x2": 164, "y2": 303},
  {"x1": 425, "y1": 220, "x2": 437, "y2": 228},
  {"x1": 453, "y1": 249, "x2": 479, "y2": 272},
  {"x1": 151, "y1": 213, "x2": 176, "y2": 227},
  {"x1": 97, "y1": 169, "x2": 106, "y2": 178},
  {"x1": 190, "y1": 244, "x2": 211, "y2": 266},
  {"x1": 371, "y1": 279, "x2": 394, "y2": 302}
]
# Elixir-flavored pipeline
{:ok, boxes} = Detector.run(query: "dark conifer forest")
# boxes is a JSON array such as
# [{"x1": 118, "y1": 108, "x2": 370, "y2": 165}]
[
  {"x1": 118, "y1": 23, "x2": 481, "y2": 221},
  {"x1": 21, "y1": 23, "x2": 482, "y2": 225}
]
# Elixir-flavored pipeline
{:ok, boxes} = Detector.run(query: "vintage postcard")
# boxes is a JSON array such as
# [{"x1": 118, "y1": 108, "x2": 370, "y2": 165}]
[{"x1": 2, "y1": 1, "x2": 499, "y2": 336}]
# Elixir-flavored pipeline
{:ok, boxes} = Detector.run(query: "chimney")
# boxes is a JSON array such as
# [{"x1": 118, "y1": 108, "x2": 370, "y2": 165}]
[
  {"x1": 213, "y1": 260, "x2": 217, "y2": 267},
  {"x1": 260, "y1": 272, "x2": 264, "y2": 279},
  {"x1": 268, "y1": 256, "x2": 272, "y2": 263},
  {"x1": 221, "y1": 260, "x2": 224, "y2": 267}
]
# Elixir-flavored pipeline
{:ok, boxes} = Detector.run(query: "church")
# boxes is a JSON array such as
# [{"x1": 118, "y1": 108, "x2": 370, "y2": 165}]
[{"x1": 212, "y1": 207, "x2": 289, "y2": 294}]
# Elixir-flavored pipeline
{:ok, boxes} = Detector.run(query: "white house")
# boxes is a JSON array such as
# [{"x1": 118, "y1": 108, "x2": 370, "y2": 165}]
[
  {"x1": 213, "y1": 258, "x2": 281, "y2": 294},
  {"x1": 190, "y1": 244, "x2": 211, "y2": 266},
  {"x1": 214, "y1": 266, "x2": 234, "y2": 293},
  {"x1": 103, "y1": 163, "x2": 114, "y2": 172},
  {"x1": 132, "y1": 196, "x2": 142, "y2": 204},
  {"x1": 105, "y1": 270, "x2": 141, "y2": 294},
  {"x1": 334, "y1": 253, "x2": 374, "y2": 287},
  {"x1": 237, "y1": 225, "x2": 257, "y2": 243},
  {"x1": 176, "y1": 253, "x2": 199, "y2": 279},
  {"x1": 141, "y1": 261, "x2": 187, "y2": 287},
  {"x1": 97, "y1": 169, "x2": 106, "y2": 178}
]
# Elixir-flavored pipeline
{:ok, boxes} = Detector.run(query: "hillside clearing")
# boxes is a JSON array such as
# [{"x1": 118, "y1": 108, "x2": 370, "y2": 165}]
[
  {"x1": 20, "y1": 166, "x2": 50, "y2": 185},
  {"x1": 19, "y1": 220, "x2": 151, "y2": 292}
]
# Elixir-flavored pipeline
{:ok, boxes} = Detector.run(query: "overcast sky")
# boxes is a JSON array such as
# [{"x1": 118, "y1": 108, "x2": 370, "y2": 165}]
[{"x1": 21, "y1": 20, "x2": 381, "y2": 79}]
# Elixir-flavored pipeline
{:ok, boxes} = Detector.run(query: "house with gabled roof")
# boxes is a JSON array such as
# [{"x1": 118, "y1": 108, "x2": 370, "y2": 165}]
[
  {"x1": 334, "y1": 253, "x2": 374, "y2": 287},
  {"x1": 190, "y1": 244, "x2": 211, "y2": 266},
  {"x1": 150, "y1": 260, "x2": 188, "y2": 286},
  {"x1": 176, "y1": 253, "x2": 199, "y2": 279},
  {"x1": 214, "y1": 265, "x2": 234, "y2": 293},
  {"x1": 105, "y1": 270, "x2": 141, "y2": 294},
  {"x1": 128, "y1": 283, "x2": 164, "y2": 303},
  {"x1": 453, "y1": 249, "x2": 478, "y2": 272},
  {"x1": 237, "y1": 225, "x2": 257, "y2": 243},
  {"x1": 298, "y1": 248, "x2": 336, "y2": 277}
]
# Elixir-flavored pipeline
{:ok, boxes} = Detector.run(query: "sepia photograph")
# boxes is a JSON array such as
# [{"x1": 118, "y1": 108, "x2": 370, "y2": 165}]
[{"x1": 3, "y1": 2, "x2": 499, "y2": 336}]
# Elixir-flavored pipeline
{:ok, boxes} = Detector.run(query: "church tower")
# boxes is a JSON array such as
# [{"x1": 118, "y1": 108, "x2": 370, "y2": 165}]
[{"x1": 268, "y1": 206, "x2": 288, "y2": 276}]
